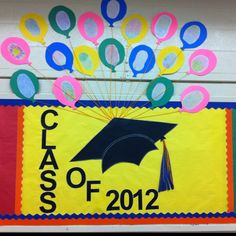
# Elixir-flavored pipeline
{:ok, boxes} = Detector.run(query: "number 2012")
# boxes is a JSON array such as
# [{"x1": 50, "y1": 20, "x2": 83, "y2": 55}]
[{"x1": 106, "y1": 189, "x2": 159, "y2": 211}]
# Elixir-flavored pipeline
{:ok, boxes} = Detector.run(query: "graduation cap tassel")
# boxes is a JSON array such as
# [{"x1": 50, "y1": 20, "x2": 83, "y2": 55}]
[{"x1": 158, "y1": 139, "x2": 174, "y2": 192}]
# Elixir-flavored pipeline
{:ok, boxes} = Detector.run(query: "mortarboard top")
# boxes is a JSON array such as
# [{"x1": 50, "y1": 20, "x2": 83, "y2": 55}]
[{"x1": 71, "y1": 118, "x2": 177, "y2": 173}]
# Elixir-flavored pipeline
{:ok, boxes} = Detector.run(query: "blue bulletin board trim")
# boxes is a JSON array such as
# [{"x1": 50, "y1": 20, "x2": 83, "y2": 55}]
[
  {"x1": 0, "y1": 212, "x2": 236, "y2": 220},
  {"x1": 0, "y1": 99, "x2": 236, "y2": 109}
]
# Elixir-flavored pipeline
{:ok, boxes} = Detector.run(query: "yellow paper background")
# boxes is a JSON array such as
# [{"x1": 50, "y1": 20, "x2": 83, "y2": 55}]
[{"x1": 21, "y1": 107, "x2": 228, "y2": 215}]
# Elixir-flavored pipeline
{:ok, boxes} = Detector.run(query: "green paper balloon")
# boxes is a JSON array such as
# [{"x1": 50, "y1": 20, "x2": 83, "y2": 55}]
[
  {"x1": 49, "y1": 5, "x2": 76, "y2": 38},
  {"x1": 98, "y1": 38, "x2": 125, "y2": 72},
  {"x1": 146, "y1": 77, "x2": 174, "y2": 108},
  {"x1": 10, "y1": 69, "x2": 39, "y2": 101}
]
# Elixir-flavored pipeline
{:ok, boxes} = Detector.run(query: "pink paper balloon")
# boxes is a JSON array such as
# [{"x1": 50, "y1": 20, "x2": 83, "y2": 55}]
[
  {"x1": 188, "y1": 49, "x2": 217, "y2": 76},
  {"x1": 180, "y1": 85, "x2": 209, "y2": 113},
  {"x1": 151, "y1": 12, "x2": 178, "y2": 45},
  {"x1": 77, "y1": 12, "x2": 105, "y2": 46},
  {"x1": 1, "y1": 37, "x2": 31, "y2": 65},
  {"x1": 53, "y1": 76, "x2": 83, "y2": 109}
]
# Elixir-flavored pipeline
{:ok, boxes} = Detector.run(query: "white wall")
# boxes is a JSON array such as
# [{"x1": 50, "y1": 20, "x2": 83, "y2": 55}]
[
  {"x1": 0, "y1": 1, "x2": 235, "y2": 232},
  {"x1": 0, "y1": 0, "x2": 235, "y2": 102}
]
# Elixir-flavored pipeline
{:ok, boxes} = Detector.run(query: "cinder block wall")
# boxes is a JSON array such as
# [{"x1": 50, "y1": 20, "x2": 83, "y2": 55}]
[{"x1": 0, "y1": 0, "x2": 235, "y2": 102}]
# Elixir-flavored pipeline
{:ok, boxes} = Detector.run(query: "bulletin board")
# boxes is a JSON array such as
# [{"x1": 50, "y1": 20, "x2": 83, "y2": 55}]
[{"x1": 0, "y1": 0, "x2": 236, "y2": 232}]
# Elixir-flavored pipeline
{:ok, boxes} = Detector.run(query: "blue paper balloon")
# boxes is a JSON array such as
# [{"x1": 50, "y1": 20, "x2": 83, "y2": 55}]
[
  {"x1": 180, "y1": 21, "x2": 207, "y2": 50},
  {"x1": 101, "y1": 0, "x2": 127, "y2": 27},
  {"x1": 45, "y1": 42, "x2": 73, "y2": 73},
  {"x1": 129, "y1": 45, "x2": 155, "y2": 77}
]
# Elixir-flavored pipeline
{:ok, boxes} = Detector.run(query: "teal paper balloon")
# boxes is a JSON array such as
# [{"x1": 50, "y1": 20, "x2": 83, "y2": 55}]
[
  {"x1": 146, "y1": 77, "x2": 174, "y2": 108},
  {"x1": 10, "y1": 70, "x2": 39, "y2": 101},
  {"x1": 49, "y1": 5, "x2": 76, "y2": 38},
  {"x1": 98, "y1": 38, "x2": 125, "y2": 72}
]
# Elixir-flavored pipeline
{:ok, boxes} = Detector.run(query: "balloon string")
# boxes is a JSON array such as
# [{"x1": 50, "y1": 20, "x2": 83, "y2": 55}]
[
  {"x1": 28, "y1": 53, "x2": 110, "y2": 121},
  {"x1": 116, "y1": 45, "x2": 131, "y2": 118},
  {"x1": 67, "y1": 39, "x2": 111, "y2": 120},
  {"x1": 111, "y1": 27, "x2": 117, "y2": 118},
  {"x1": 35, "y1": 100, "x2": 109, "y2": 123},
  {"x1": 124, "y1": 72, "x2": 189, "y2": 119},
  {"x1": 132, "y1": 110, "x2": 180, "y2": 120},
  {"x1": 80, "y1": 78, "x2": 111, "y2": 119},
  {"x1": 95, "y1": 44, "x2": 112, "y2": 114},
  {"x1": 107, "y1": 27, "x2": 115, "y2": 118},
  {"x1": 93, "y1": 74, "x2": 113, "y2": 120},
  {"x1": 120, "y1": 44, "x2": 159, "y2": 118},
  {"x1": 42, "y1": 43, "x2": 111, "y2": 120},
  {"x1": 122, "y1": 48, "x2": 184, "y2": 118},
  {"x1": 29, "y1": 65, "x2": 46, "y2": 78}
]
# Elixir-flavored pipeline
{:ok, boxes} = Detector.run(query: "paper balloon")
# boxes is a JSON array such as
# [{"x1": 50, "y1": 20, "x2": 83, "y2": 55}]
[
  {"x1": 157, "y1": 46, "x2": 184, "y2": 75},
  {"x1": 1, "y1": 37, "x2": 31, "y2": 65},
  {"x1": 146, "y1": 77, "x2": 174, "y2": 108},
  {"x1": 74, "y1": 45, "x2": 100, "y2": 76},
  {"x1": 53, "y1": 76, "x2": 83, "y2": 109},
  {"x1": 188, "y1": 49, "x2": 217, "y2": 76},
  {"x1": 180, "y1": 85, "x2": 209, "y2": 113},
  {"x1": 121, "y1": 14, "x2": 148, "y2": 46},
  {"x1": 129, "y1": 45, "x2": 155, "y2": 77},
  {"x1": 49, "y1": 5, "x2": 76, "y2": 38},
  {"x1": 10, "y1": 69, "x2": 39, "y2": 101},
  {"x1": 98, "y1": 38, "x2": 125, "y2": 72},
  {"x1": 77, "y1": 12, "x2": 104, "y2": 46},
  {"x1": 19, "y1": 13, "x2": 48, "y2": 44},
  {"x1": 101, "y1": 0, "x2": 127, "y2": 27},
  {"x1": 151, "y1": 12, "x2": 178, "y2": 45},
  {"x1": 180, "y1": 21, "x2": 207, "y2": 50},
  {"x1": 45, "y1": 42, "x2": 73, "y2": 73}
]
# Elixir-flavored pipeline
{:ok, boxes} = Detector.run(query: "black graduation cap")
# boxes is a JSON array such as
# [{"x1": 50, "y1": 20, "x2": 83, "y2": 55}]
[{"x1": 71, "y1": 118, "x2": 177, "y2": 192}]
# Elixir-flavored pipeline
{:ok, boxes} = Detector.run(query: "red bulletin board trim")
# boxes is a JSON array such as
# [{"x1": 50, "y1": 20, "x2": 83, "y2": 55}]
[
  {"x1": 2, "y1": 217, "x2": 236, "y2": 226},
  {"x1": 15, "y1": 106, "x2": 24, "y2": 215},
  {"x1": 0, "y1": 107, "x2": 234, "y2": 225},
  {"x1": 0, "y1": 106, "x2": 18, "y2": 214},
  {"x1": 226, "y1": 109, "x2": 234, "y2": 212}
]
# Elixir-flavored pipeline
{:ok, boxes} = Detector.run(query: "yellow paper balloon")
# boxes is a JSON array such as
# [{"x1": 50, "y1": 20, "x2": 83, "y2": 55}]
[
  {"x1": 74, "y1": 45, "x2": 100, "y2": 76},
  {"x1": 121, "y1": 14, "x2": 148, "y2": 47},
  {"x1": 157, "y1": 46, "x2": 184, "y2": 75},
  {"x1": 19, "y1": 13, "x2": 48, "y2": 45}
]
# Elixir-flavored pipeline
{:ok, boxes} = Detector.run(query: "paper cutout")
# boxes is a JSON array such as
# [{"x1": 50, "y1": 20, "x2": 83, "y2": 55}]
[
  {"x1": 188, "y1": 49, "x2": 217, "y2": 76},
  {"x1": 98, "y1": 38, "x2": 125, "y2": 72},
  {"x1": 151, "y1": 12, "x2": 178, "y2": 45},
  {"x1": 1, "y1": 37, "x2": 31, "y2": 65},
  {"x1": 157, "y1": 46, "x2": 184, "y2": 75},
  {"x1": 19, "y1": 107, "x2": 228, "y2": 215},
  {"x1": 53, "y1": 76, "x2": 83, "y2": 109},
  {"x1": 49, "y1": 5, "x2": 76, "y2": 39},
  {"x1": 3, "y1": 212, "x2": 236, "y2": 221},
  {"x1": 180, "y1": 85, "x2": 210, "y2": 113},
  {"x1": 45, "y1": 42, "x2": 74, "y2": 73},
  {"x1": 74, "y1": 45, "x2": 100, "y2": 76},
  {"x1": 180, "y1": 21, "x2": 207, "y2": 50},
  {"x1": 146, "y1": 77, "x2": 174, "y2": 108},
  {"x1": 77, "y1": 12, "x2": 104, "y2": 46},
  {"x1": 158, "y1": 140, "x2": 174, "y2": 192},
  {"x1": 0, "y1": 107, "x2": 19, "y2": 215},
  {"x1": 101, "y1": 0, "x2": 127, "y2": 27},
  {"x1": 121, "y1": 14, "x2": 148, "y2": 46},
  {"x1": 71, "y1": 117, "x2": 176, "y2": 191},
  {"x1": 1, "y1": 0, "x2": 231, "y2": 224},
  {"x1": 10, "y1": 70, "x2": 39, "y2": 101},
  {"x1": 19, "y1": 13, "x2": 48, "y2": 45},
  {"x1": 129, "y1": 45, "x2": 155, "y2": 77}
]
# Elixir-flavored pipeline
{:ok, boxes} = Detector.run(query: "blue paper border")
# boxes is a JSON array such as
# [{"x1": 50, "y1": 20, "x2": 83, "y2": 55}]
[
  {"x1": 0, "y1": 99, "x2": 236, "y2": 109},
  {"x1": 0, "y1": 212, "x2": 236, "y2": 220}
]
